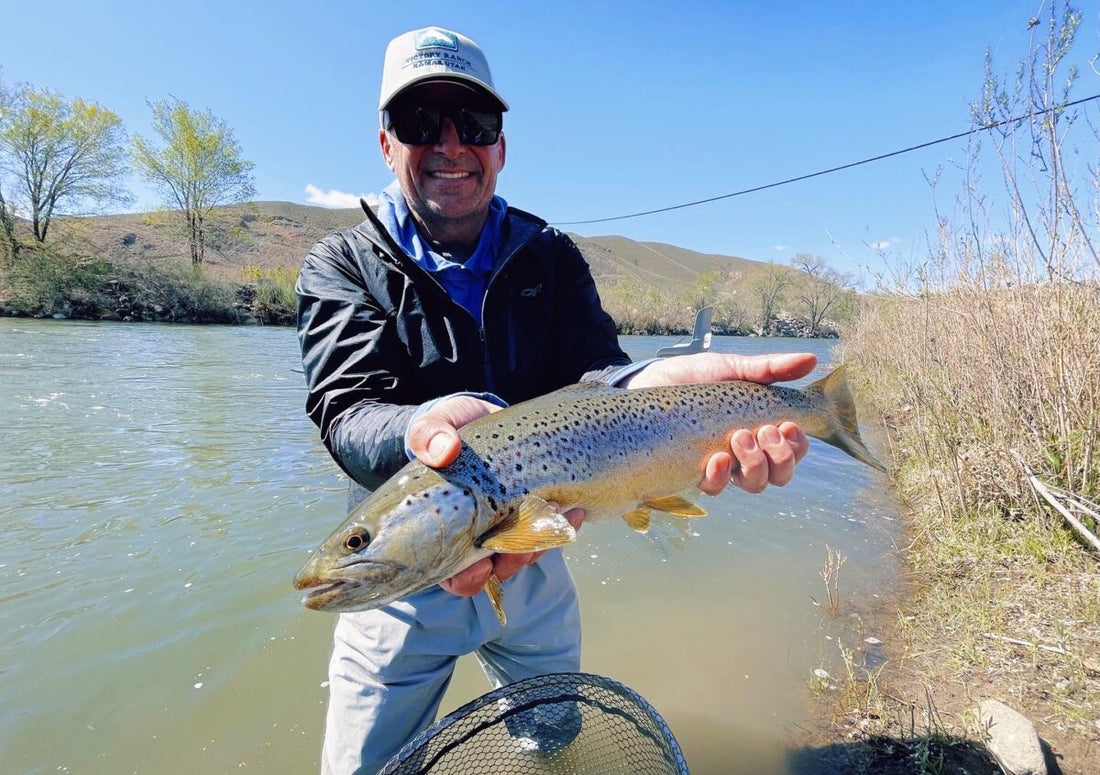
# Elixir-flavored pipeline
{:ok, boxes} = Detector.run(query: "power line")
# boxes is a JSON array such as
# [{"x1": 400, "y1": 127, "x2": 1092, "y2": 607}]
[{"x1": 551, "y1": 93, "x2": 1100, "y2": 227}]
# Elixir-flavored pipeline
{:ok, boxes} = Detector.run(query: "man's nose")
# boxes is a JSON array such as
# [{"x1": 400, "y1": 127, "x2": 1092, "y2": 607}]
[{"x1": 434, "y1": 118, "x2": 465, "y2": 155}]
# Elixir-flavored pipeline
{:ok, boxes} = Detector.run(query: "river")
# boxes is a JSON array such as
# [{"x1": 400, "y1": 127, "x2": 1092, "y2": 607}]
[{"x1": 0, "y1": 319, "x2": 901, "y2": 774}]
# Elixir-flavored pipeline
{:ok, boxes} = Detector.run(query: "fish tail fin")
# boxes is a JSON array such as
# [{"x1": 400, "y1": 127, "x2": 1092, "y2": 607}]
[{"x1": 805, "y1": 366, "x2": 887, "y2": 472}]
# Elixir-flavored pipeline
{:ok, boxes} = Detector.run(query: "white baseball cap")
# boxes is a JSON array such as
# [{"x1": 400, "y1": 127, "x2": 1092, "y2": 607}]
[{"x1": 379, "y1": 27, "x2": 509, "y2": 112}]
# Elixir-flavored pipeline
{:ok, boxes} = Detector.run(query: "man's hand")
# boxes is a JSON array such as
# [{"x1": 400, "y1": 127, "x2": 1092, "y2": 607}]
[
  {"x1": 623, "y1": 352, "x2": 815, "y2": 495},
  {"x1": 407, "y1": 396, "x2": 586, "y2": 598},
  {"x1": 406, "y1": 395, "x2": 502, "y2": 467}
]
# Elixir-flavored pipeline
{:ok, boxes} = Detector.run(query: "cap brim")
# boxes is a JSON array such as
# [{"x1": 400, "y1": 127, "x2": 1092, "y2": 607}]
[{"x1": 381, "y1": 74, "x2": 509, "y2": 112}]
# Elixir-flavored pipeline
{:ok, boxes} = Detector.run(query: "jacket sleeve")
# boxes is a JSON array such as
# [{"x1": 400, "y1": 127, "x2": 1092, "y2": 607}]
[
  {"x1": 295, "y1": 235, "x2": 414, "y2": 491},
  {"x1": 549, "y1": 231, "x2": 632, "y2": 381}
]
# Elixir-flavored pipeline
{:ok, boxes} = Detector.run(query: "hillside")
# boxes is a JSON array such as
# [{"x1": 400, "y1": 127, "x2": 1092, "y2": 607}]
[{"x1": 46, "y1": 201, "x2": 771, "y2": 296}]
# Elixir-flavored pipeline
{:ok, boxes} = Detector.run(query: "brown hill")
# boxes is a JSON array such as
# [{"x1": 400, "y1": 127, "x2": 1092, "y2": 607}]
[{"x1": 48, "y1": 201, "x2": 771, "y2": 295}]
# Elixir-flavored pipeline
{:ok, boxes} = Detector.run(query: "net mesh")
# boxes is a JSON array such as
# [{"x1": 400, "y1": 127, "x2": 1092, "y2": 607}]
[{"x1": 378, "y1": 672, "x2": 689, "y2": 775}]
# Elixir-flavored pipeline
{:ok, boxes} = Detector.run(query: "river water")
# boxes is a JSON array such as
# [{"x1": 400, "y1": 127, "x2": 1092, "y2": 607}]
[{"x1": 0, "y1": 319, "x2": 901, "y2": 775}]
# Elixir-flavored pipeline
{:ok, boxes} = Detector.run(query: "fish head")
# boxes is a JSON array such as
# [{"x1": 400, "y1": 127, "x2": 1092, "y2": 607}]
[{"x1": 294, "y1": 465, "x2": 481, "y2": 612}]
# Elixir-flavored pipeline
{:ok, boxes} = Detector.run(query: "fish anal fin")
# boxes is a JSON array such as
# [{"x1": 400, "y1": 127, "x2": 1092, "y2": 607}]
[
  {"x1": 643, "y1": 494, "x2": 707, "y2": 518},
  {"x1": 480, "y1": 496, "x2": 577, "y2": 553},
  {"x1": 485, "y1": 574, "x2": 507, "y2": 625},
  {"x1": 623, "y1": 508, "x2": 651, "y2": 533}
]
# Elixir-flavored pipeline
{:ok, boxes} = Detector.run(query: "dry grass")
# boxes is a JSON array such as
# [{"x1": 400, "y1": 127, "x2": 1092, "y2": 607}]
[
  {"x1": 825, "y1": 12, "x2": 1100, "y2": 764},
  {"x1": 833, "y1": 222, "x2": 1100, "y2": 769}
]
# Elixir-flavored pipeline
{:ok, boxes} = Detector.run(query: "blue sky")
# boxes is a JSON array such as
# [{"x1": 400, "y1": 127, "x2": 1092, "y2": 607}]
[{"x1": 3, "y1": 0, "x2": 1098, "y2": 279}]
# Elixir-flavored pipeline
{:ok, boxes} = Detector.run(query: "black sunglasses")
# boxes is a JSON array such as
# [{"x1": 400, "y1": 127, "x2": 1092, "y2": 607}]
[{"x1": 385, "y1": 102, "x2": 503, "y2": 147}]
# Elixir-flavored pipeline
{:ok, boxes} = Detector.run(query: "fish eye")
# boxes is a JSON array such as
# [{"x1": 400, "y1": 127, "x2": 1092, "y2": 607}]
[{"x1": 343, "y1": 529, "x2": 370, "y2": 552}]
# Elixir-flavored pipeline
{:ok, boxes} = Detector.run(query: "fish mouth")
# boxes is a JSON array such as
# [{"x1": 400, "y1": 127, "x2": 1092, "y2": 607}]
[
  {"x1": 295, "y1": 561, "x2": 406, "y2": 611},
  {"x1": 299, "y1": 580, "x2": 348, "y2": 610}
]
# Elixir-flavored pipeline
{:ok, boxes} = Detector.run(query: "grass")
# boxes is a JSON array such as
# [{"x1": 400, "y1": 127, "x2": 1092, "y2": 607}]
[{"x1": 799, "y1": 9, "x2": 1100, "y2": 768}]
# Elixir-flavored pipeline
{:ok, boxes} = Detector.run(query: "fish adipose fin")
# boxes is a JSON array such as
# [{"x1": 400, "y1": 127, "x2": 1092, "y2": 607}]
[
  {"x1": 485, "y1": 574, "x2": 507, "y2": 625},
  {"x1": 479, "y1": 496, "x2": 578, "y2": 553},
  {"x1": 805, "y1": 366, "x2": 887, "y2": 472},
  {"x1": 643, "y1": 494, "x2": 707, "y2": 517},
  {"x1": 623, "y1": 507, "x2": 651, "y2": 533}
]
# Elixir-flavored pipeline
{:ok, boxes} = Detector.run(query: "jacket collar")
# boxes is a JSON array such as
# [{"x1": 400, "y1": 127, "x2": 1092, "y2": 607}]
[{"x1": 358, "y1": 197, "x2": 547, "y2": 272}]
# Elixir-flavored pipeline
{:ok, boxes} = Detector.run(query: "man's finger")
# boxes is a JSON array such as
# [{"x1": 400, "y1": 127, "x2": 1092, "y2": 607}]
[
  {"x1": 439, "y1": 557, "x2": 493, "y2": 596},
  {"x1": 624, "y1": 351, "x2": 817, "y2": 389},
  {"x1": 780, "y1": 422, "x2": 810, "y2": 462},
  {"x1": 700, "y1": 451, "x2": 733, "y2": 495},
  {"x1": 408, "y1": 421, "x2": 462, "y2": 468},
  {"x1": 730, "y1": 428, "x2": 768, "y2": 494},
  {"x1": 408, "y1": 396, "x2": 503, "y2": 468},
  {"x1": 492, "y1": 552, "x2": 536, "y2": 583},
  {"x1": 757, "y1": 424, "x2": 796, "y2": 487}
]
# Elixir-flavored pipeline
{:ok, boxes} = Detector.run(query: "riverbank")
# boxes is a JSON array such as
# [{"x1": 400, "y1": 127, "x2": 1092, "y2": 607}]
[
  {"x1": 788, "y1": 280, "x2": 1100, "y2": 774},
  {"x1": 0, "y1": 245, "x2": 840, "y2": 337},
  {"x1": 0, "y1": 245, "x2": 297, "y2": 325}
]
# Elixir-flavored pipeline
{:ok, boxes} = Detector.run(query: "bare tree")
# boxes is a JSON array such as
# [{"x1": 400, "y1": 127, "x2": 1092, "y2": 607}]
[
  {"x1": 971, "y1": 1, "x2": 1098, "y2": 276},
  {"x1": 0, "y1": 84, "x2": 130, "y2": 243},
  {"x1": 791, "y1": 253, "x2": 855, "y2": 335},
  {"x1": 133, "y1": 98, "x2": 255, "y2": 266},
  {"x1": 750, "y1": 262, "x2": 791, "y2": 334}
]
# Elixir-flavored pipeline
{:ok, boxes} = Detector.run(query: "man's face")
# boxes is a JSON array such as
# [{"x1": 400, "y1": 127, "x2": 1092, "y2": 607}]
[{"x1": 379, "y1": 83, "x2": 506, "y2": 243}]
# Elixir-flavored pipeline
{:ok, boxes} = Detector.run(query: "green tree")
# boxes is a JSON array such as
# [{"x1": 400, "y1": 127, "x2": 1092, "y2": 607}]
[
  {"x1": 0, "y1": 72, "x2": 17, "y2": 263},
  {"x1": 0, "y1": 84, "x2": 130, "y2": 243},
  {"x1": 132, "y1": 98, "x2": 255, "y2": 266}
]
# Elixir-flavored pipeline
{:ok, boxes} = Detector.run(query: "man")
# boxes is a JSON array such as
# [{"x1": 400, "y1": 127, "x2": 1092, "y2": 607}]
[{"x1": 296, "y1": 26, "x2": 814, "y2": 774}]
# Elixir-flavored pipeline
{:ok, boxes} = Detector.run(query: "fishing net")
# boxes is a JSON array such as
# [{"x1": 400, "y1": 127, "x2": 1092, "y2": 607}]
[{"x1": 377, "y1": 672, "x2": 689, "y2": 775}]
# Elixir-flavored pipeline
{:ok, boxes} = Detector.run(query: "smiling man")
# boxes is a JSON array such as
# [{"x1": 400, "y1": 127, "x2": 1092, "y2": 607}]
[{"x1": 296, "y1": 26, "x2": 813, "y2": 774}]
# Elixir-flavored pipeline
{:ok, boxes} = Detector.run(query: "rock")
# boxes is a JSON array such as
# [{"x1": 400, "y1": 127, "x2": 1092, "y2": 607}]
[{"x1": 975, "y1": 699, "x2": 1047, "y2": 775}]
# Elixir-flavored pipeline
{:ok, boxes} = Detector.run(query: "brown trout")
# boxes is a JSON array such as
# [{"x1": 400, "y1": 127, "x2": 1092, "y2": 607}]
[{"x1": 295, "y1": 366, "x2": 885, "y2": 621}]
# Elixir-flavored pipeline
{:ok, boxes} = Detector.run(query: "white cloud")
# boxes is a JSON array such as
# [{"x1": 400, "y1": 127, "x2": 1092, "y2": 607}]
[
  {"x1": 869, "y1": 239, "x2": 892, "y2": 251},
  {"x1": 304, "y1": 184, "x2": 376, "y2": 209},
  {"x1": 773, "y1": 244, "x2": 787, "y2": 251}
]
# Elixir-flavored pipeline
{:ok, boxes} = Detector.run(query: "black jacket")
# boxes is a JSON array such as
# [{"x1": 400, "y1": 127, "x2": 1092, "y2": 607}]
[{"x1": 296, "y1": 202, "x2": 629, "y2": 495}]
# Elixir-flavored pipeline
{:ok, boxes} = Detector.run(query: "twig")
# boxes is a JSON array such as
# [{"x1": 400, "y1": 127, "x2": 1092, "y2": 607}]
[
  {"x1": 983, "y1": 632, "x2": 1069, "y2": 656},
  {"x1": 1011, "y1": 451, "x2": 1100, "y2": 555}
]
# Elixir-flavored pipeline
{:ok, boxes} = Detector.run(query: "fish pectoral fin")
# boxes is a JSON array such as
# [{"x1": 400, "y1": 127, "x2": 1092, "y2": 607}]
[
  {"x1": 485, "y1": 574, "x2": 507, "y2": 625},
  {"x1": 643, "y1": 494, "x2": 707, "y2": 517},
  {"x1": 623, "y1": 508, "x2": 651, "y2": 533},
  {"x1": 479, "y1": 497, "x2": 578, "y2": 553}
]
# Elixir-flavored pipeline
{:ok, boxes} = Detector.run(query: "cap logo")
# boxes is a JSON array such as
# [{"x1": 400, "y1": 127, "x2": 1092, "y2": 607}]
[{"x1": 414, "y1": 28, "x2": 459, "y2": 51}]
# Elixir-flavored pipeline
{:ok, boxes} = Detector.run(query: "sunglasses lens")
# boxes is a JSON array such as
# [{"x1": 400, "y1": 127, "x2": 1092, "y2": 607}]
[
  {"x1": 388, "y1": 103, "x2": 501, "y2": 146},
  {"x1": 454, "y1": 109, "x2": 502, "y2": 146},
  {"x1": 390, "y1": 106, "x2": 443, "y2": 145}
]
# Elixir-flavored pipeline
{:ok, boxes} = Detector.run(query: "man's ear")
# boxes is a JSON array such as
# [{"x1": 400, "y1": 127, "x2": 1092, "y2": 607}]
[
  {"x1": 496, "y1": 133, "x2": 506, "y2": 172},
  {"x1": 379, "y1": 128, "x2": 396, "y2": 172}
]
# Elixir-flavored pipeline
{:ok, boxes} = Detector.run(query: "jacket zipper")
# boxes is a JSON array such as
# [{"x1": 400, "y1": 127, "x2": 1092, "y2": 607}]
[{"x1": 363, "y1": 204, "x2": 540, "y2": 394}]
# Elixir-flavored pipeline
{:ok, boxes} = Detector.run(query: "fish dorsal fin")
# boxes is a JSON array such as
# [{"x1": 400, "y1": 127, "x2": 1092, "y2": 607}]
[
  {"x1": 479, "y1": 496, "x2": 578, "y2": 553},
  {"x1": 643, "y1": 494, "x2": 707, "y2": 517},
  {"x1": 485, "y1": 574, "x2": 507, "y2": 625},
  {"x1": 623, "y1": 508, "x2": 651, "y2": 533},
  {"x1": 553, "y1": 380, "x2": 622, "y2": 395}
]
